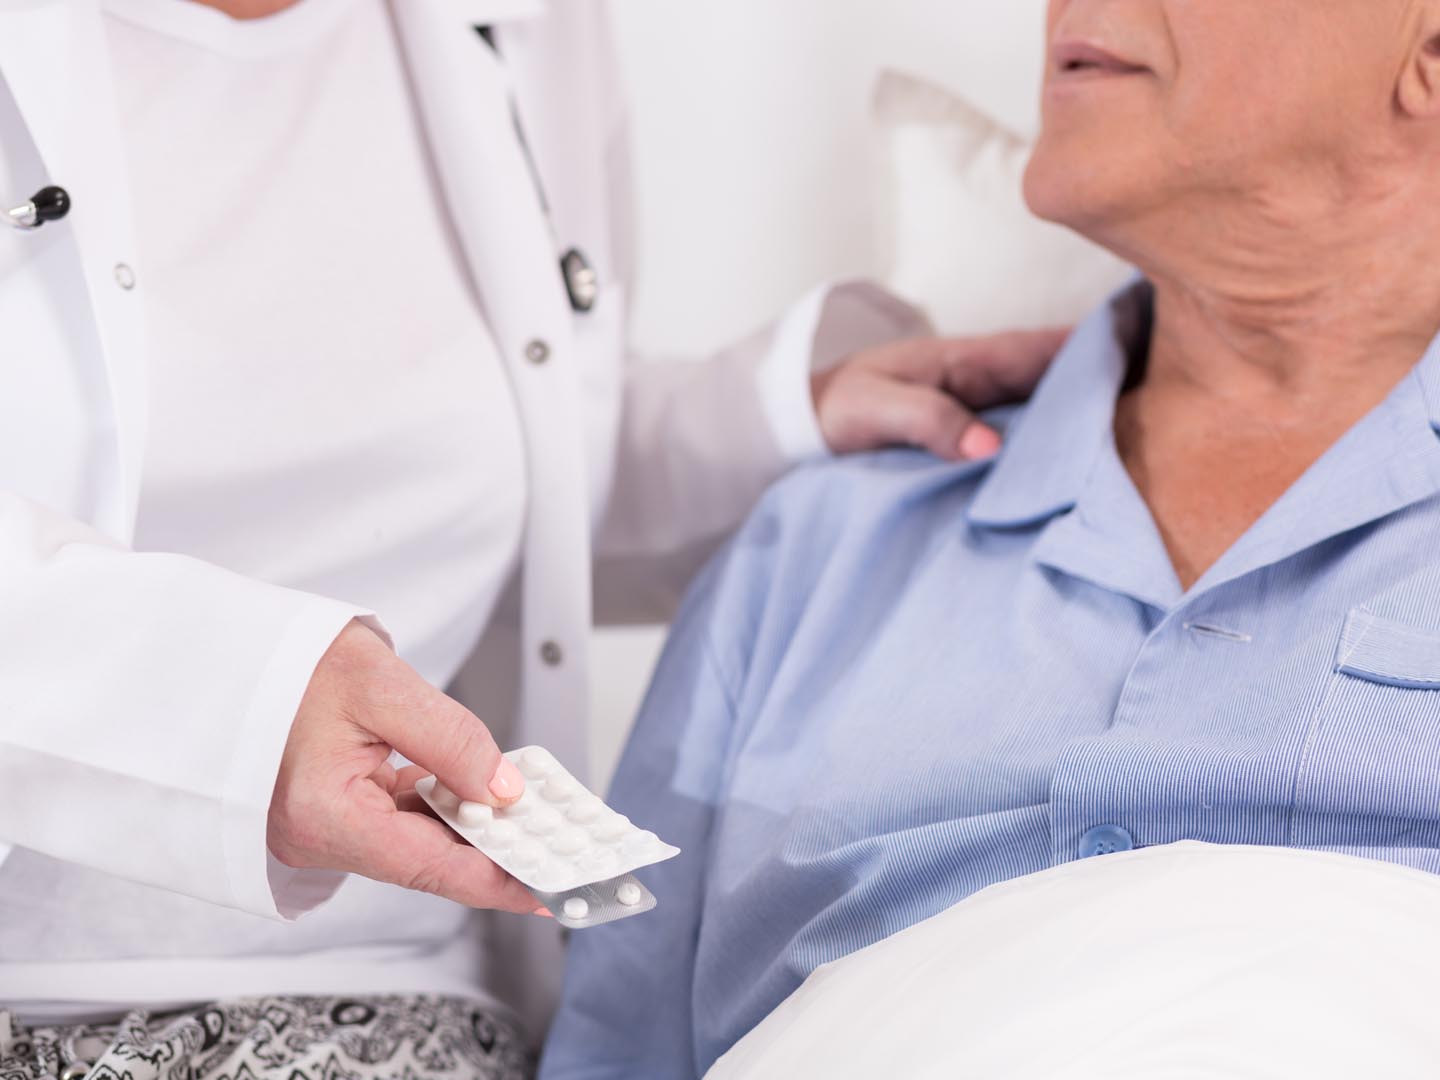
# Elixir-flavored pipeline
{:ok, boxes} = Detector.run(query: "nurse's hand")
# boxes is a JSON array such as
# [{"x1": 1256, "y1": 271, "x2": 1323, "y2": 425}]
[
  {"x1": 267, "y1": 620, "x2": 540, "y2": 914},
  {"x1": 812, "y1": 327, "x2": 1070, "y2": 461}
]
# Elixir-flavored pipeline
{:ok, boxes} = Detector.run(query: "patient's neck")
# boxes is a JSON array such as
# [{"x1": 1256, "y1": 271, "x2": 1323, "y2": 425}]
[{"x1": 1113, "y1": 174, "x2": 1440, "y2": 592}]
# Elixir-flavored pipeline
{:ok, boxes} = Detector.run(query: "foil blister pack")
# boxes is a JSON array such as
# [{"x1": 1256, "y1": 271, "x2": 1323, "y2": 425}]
[{"x1": 416, "y1": 745, "x2": 680, "y2": 929}]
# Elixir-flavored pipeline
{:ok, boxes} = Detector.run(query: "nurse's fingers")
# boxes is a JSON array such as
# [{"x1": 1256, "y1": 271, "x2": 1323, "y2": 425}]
[
  {"x1": 814, "y1": 364, "x2": 996, "y2": 461},
  {"x1": 392, "y1": 763, "x2": 433, "y2": 795},
  {"x1": 937, "y1": 328, "x2": 1072, "y2": 407},
  {"x1": 375, "y1": 695, "x2": 524, "y2": 810},
  {"x1": 391, "y1": 765, "x2": 445, "y2": 818},
  {"x1": 348, "y1": 799, "x2": 540, "y2": 913},
  {"x1": 869, "y1": 330, "x2": 1070, "y2": 408},
  {"x1": 812, "y1": 328, "x2": 1069, "y2": 458},
  {"x1": 875, "y1": 379, "x2": 999, "y2": 462},
  {"x1": 331, "y1": 631, "x2": 523, "y2": 810},
  {"x1": 270, "y1": 620, "x2": 543, "y2": 910}
]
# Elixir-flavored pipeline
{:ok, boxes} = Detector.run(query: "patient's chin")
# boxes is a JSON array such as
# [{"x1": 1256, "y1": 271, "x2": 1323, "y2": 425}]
[
  {"x1": 1023, "y1": 147, "x2": 1135, "y2": 246},
  {"x1": 1021, "y1": 151, "x2": 1067, "y2": 223}
]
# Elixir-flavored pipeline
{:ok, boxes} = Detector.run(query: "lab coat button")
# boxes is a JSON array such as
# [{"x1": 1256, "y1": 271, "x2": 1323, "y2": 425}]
[
  {"x1": 113, "y1": 263, "x2": 136, "y2": 290},
  {"x1": 1077, "y1": 825, "x2": 1135, "y2": 859},
  {"x1": 561, "y1": 248, "x2": 599, "y2": 313},
  {"x1": 540, "y1": 640, "x2": 563, "y2": 667},
  {"x1": 525, "y1": 339, "x2": 551, "y2": 365}
]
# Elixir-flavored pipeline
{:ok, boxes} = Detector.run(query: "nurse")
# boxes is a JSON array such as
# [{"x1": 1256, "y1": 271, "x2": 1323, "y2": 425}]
[{"x1": 0, "y1": 0, "x2": 1061, "y2": 1075}]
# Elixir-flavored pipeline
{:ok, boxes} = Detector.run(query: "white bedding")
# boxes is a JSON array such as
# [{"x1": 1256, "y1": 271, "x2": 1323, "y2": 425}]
[{"x1": 708, "y1": 842, "x2": 1440, "y2": 1079}]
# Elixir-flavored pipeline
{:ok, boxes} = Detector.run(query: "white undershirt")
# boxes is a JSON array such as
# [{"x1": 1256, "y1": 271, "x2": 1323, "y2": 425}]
[
  {"x1": 121, "y1": 0, "x2": 527, "y2": 688},
  {"x1": 1, "y1": 0, "x2": 526, "y2": 1019}
]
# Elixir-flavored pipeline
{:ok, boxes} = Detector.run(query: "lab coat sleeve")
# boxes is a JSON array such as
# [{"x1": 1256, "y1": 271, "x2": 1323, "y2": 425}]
[
  {"x1": 0, "y1": 492, "x2": 384, "y2": 920},
  {"x1": 592, "y1": 280, "x2": 931, "y2": 625}
]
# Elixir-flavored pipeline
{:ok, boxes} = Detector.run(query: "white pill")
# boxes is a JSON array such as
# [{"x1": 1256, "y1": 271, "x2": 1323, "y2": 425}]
[
  {"x1": 562, "y1": 897, "x2": 590, "y2": 920},
  {"x1": 591, "y1": 813, "x2": 631, "y2": 842},
  {"x1": 429, "y1": 781, "x2": 459, "y2": 808},
  {"x1": 549, "y1": 826, "x2": 589, "y2": 855},
  {"x1": 502, "y1": 792, "x2": 534, "y2": 818},
  {"x1": 525, "y1": 805, "x2": 563, "y2": 835},
  {"x1": 616, "y1": 883, "x2": 643, "y2": 907},
  {"x1": 567, "y1": 796, "x2": 605, "y2": 824},
  {"x1": 483, "y1": 819, "x2": 518, "y2": 852},
  {"x1": 541, "y1": 774, "x2": 582, "y2": 803},
  {"x1": 457, "y1": 801, "x2": 494, "y2": 829},
  {"x1": 510, "y1": 837, "x2": 545, "y2": 869},
  {"x1": 518, "y1": 748, "x2": 556, "y2": 780}
]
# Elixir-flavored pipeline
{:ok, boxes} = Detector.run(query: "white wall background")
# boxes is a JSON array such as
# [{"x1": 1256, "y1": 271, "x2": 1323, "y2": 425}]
[{"x1": 590, "y1": 1, "x2": 1050, "y2": 784}]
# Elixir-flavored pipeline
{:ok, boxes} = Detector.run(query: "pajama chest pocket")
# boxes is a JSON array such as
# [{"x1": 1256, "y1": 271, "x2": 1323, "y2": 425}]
[
  {"x1": 1336, "y1": 612, "x2": 1440, "y2": 689},
  {"x1": 1291, "y1": 611, "x2": 1440, "y2": 851}
]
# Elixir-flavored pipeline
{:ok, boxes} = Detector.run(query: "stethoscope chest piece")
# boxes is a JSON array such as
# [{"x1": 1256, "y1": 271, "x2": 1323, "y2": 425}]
[{"x1": 6, "y1": 185, "x2": 71, "y2": 230}]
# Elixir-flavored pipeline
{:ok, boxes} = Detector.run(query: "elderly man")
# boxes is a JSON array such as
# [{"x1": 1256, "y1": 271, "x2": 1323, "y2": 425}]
[{"x1": 540, "y1": 0, "x2": 1440, "y2": 1075}]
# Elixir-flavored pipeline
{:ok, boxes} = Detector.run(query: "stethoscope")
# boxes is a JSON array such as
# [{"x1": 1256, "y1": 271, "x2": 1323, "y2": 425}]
[
  {"x1": 0, "y1": 179, "x2": 601, "y2": 311},
  {"x1": 5, "y1": 186, "x2": 71, "y2": 230}
]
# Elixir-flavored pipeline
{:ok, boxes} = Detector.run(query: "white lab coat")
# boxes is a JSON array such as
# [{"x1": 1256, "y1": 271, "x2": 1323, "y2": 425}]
[{"x1": 0, "y1": 0, "x2": 924, "y2": 956}]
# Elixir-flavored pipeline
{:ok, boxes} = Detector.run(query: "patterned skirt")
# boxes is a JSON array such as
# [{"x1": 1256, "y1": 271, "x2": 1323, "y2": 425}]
[{"x1": 0, "y1": 996, "x2": 533, "y2": 1080}]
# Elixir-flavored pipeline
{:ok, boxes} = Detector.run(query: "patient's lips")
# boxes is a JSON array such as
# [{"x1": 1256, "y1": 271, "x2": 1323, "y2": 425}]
[{"x1": 1051, "y1": 40, "x2": 1151, "y2": 81}]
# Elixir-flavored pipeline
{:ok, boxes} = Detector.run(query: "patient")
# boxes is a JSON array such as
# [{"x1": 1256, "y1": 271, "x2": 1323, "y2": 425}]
[{"x1": 543, "y1": 0, "x2": 1440, "y2": 1074}]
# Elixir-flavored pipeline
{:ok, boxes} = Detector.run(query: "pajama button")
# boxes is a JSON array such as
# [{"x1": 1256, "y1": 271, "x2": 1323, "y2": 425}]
[{"x1": 1078, "y1": 825, "x2": 1135, "y2": 859}]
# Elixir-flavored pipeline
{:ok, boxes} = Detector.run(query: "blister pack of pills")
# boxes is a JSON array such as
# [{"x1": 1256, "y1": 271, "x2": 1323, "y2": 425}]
[
  {"x1": 529, "y1": 873, "x2": 659, "y2": 931},
  {"x1": 416, "y1": 745, "x2": 680, "y2": 930}
]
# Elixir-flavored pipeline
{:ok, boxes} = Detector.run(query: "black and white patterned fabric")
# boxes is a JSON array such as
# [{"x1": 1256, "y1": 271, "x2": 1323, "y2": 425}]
[{"x1": 0, "y1": 996, "x2": 533, "y2": 1080}]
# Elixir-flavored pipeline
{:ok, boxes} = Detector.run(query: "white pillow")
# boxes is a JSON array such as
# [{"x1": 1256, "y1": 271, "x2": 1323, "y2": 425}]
[
  {"x1": 875, "y1": 69, "x2": 1133, "y2": 336},
  {"x1": 708, "y1": 843, "x2": 1440, "y2": 1079}
]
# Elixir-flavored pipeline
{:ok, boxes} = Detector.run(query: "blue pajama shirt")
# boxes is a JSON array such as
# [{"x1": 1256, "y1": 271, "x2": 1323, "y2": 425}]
[{"x1": 541, "y1": 284, "x2": 1440, "y2": 1078}]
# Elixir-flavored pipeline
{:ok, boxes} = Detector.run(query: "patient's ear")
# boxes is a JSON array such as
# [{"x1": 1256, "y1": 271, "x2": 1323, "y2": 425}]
[{"x1": 1397, "y1": 18, "x2": 1440, "y2": 118}]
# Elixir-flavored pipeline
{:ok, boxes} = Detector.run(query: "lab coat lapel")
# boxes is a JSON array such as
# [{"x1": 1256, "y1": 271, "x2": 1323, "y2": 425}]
[
  {"x1": 389, "y1": 0, "x2": 562, "y2": 338},
  {"x1": 392, "y1": 0, "x2": 594, "y2": 775},
  {"x1": 0, "y1": 0, "x2": 147, "y2": 539}
]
